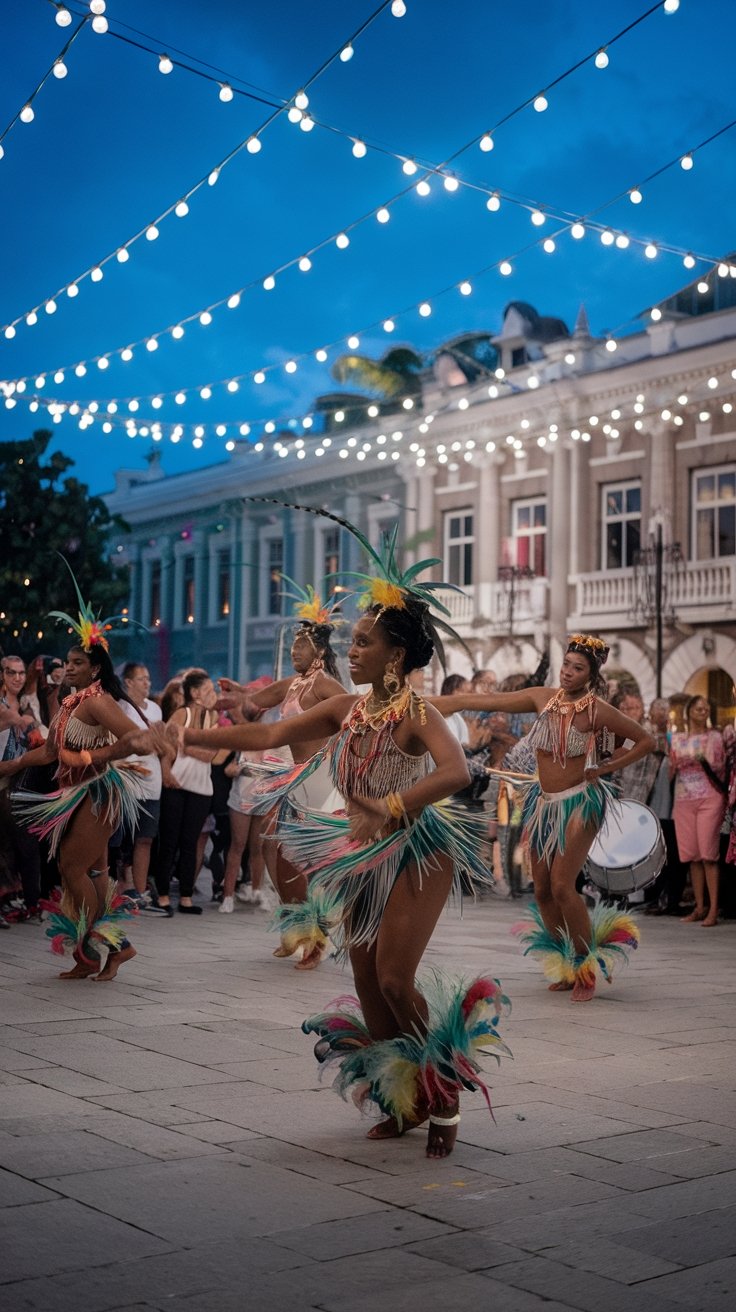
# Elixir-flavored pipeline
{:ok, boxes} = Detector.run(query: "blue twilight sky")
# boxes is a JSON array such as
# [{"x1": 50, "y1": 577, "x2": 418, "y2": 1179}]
[{"x1": 0, "y1": 0, "x2": 734, "y2": 492}]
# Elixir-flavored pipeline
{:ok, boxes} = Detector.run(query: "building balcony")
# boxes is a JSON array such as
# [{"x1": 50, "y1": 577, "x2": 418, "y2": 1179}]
[
  {"x1": 569, "y1": 556, "x2": 736, "y2": 629},
  {"x1": 434, "y1": 577, "x2": 549, "y2": 636}
]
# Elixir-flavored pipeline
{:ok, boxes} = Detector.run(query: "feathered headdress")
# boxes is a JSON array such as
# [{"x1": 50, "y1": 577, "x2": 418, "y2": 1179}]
[
  {"x1": 48, "y1": 556, "x2": 133, "y2": 653},
  {"x1": 567, "y1": 633, "x2": 609, "y2": 668},
  {"x1": 245, "y1": 497, "x2": 471, "y2": 668},
  {"x1": 279, "y1": 575, "x2": 343, "y2": 629}
]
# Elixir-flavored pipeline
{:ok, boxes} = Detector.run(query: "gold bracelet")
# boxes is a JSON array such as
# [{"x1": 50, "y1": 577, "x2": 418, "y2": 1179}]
[{"x1": 385, "y1": 792, "x2": 406, "y2": 820}]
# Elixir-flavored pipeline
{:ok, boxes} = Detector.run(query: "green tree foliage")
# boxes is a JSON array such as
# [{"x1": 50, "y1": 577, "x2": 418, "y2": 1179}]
[
  {"x1": 331, "y1": 346, "x2": 424, "y2": 400},
  {"x1": 0, "y1": 431, "x2": 128, "y2": 658}
]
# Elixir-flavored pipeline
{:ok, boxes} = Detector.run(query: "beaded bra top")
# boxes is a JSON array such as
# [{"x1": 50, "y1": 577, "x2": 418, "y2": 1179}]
[
  {"x1": 525, "y1": 689, "x2": 598, "y2": 767},
  {"x1": 53, "y1": 683, "x2": 114, "y2": 751},
  {"x1": 331, "y1": 726, "x2": 429, "y2": 800}
]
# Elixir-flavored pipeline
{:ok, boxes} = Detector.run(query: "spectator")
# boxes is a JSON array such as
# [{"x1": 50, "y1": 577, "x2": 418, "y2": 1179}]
[
  {"x1": 154, "y1": 668, "x2": 217, "y2": 916},
  {"x1": 118, "y1": 663, "x2": 163, "y2": 908},
  {"x1": 671, "y1": 695, "x2": 727, "y2": 926},
  {"x1": 646, "y1": 698, "x2": 687, "y2": 915},
  {"x1": 439, "y1": 674, "x2": 469, "y2": 745},
  {"x1": 159, "y1": 678, "x2": 185, "y2": 723},
  {"x1": 0, "y1": 655, "x2": 42, "y2": 919}
]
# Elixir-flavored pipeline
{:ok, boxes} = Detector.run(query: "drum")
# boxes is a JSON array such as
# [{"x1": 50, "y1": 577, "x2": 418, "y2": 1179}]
[{"x1": 584, "y1": 800, "x2": 665, "y2": 896}]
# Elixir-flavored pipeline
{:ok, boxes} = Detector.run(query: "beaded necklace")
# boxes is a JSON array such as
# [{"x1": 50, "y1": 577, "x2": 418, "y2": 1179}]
[
  {"x1": 339, "y1": 683, "x2": 426, "y2": 784},
  {"x1": 539, "y1": 686, "x2": 597, "y2": 768}
]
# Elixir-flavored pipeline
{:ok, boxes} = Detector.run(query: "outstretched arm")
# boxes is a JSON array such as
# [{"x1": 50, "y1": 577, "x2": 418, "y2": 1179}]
[
  {"x1": 180, "y1": 693, "x2": 356, "y2": 753},
  {"x1": 429, "y1": 688, "x2": 547, "y2": 716}
]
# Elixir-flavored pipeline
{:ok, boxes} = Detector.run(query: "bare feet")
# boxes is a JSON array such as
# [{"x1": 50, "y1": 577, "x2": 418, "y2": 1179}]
[
  {"x1": 548, "y1": 981, "x2": 573, "y2": 991},
  {"x1": 681, "y1": 909, "x2": 706, "y2": 922},
  {"x1": 272, "y1": 939, "x2": 296, "y2": 958},
  {"x1": 571, "y1": 977, "x2": 596, "y2": 1003},
  {"x1": 426, "y1": 1103, "x2": 460, "y2": 1158},
  {"x1": 702, "y1": 915, "x2": 719, "y2": 927},
  {"x1": 93, "y1": 944, "x2": 136, "y2": 981},
  {"x1": 294, "y1": 944, "x2": 324, "y2": 971},
  {"x1": 367, "y1": 1104, "x2": 429, "y2": 1140},
  {"x1": 58, "y1": 960, "x2": 98, "y2": 980}
]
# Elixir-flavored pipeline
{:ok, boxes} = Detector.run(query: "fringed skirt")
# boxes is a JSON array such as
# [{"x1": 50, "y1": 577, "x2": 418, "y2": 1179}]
[
  {"x1": 277, "y1": 800, "x2": 492, "y2": 956},
  {"x1": 522, "y1": 777, "x2": 618, "y2": 867},
  {"x1": 13, "y1": 765, "x2": 147, "y2": 857}
]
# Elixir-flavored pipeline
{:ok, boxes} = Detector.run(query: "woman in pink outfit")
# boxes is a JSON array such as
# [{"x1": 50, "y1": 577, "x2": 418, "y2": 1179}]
[{"x1": 671, "y1": 696, "x2": 726, "y2": 926}]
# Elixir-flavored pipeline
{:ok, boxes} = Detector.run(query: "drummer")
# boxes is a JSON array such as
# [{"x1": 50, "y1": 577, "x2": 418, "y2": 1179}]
[
  {"x1": 608, "y1": 689, "x2": 665, "y2": 909},
  {"x1": 433, "y1": 634, "x2": 655, "y2": 1001}
]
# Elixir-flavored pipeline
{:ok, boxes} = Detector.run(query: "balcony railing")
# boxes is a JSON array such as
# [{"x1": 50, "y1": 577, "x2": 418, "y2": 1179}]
[
  {"x1": 434, "y1": 578, "x2": 549, "y2": 632},
  {"x1": 573, "y1": 556, "x2": 736, "y2": 621}
]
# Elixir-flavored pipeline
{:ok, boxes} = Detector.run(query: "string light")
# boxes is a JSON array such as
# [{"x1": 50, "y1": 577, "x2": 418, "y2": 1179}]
[
  {"x1": 594, "y1": 49, "x2": 609, "y2": 69},
  {"x1": 159, "y1": 54, "x2": 173, "y2": 74},
  {"x1": 55, "y1": 5, "x2": 72, "y2": 26}
]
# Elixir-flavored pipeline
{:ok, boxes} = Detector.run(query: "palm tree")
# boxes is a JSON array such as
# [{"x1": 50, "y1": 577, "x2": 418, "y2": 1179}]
[{"x1": 330, "y1": 346, "x2": 424, "y2": 402}]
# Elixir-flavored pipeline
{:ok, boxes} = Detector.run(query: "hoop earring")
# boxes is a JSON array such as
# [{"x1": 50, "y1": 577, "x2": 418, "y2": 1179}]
[{"x1": 383, "y1": 661, "x2": 402, "y2": 696}]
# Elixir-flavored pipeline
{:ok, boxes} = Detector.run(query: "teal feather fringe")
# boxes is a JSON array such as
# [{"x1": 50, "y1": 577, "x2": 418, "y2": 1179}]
[{"x1": 522, "y1": 777, "x2": 618, "y2": 866}]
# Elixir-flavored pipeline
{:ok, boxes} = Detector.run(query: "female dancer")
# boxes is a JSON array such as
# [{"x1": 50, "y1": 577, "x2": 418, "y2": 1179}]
[
  {"x1": 671, "y1": 695, "x2": 726, "y2": 926},
  {"x1": 220, "y1": 582, "x2": 346, "y2": 967},
  {"x1": 0, "y1": 580, "x2": 167, "y2": 980},
  {"x1": 168, "y1": 521, "x2": 510, "y2": 1159},
  {"x1": 436, "y1": 635, "x2": 654, "y2": 1001}
]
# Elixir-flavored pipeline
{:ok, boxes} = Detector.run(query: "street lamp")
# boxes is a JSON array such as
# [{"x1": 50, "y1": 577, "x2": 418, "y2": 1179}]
[
  {"x1": 630, "y1": 519, "x2": 683, "y2": 696},
  {"x1": 497, "y1": 563, "x2": 535, "y2": 638}
]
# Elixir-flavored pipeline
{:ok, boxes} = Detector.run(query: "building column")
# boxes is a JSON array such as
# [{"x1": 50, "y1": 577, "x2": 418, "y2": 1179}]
[
  {"x1": 238, "y1": 511, "x2": 256, "y2": 679},
  {"x1": 647, "y1": 418, "x2": 674, "y2": 535},
  {"x1": 476, "y1": 455, "x2": 501, "y2": 584},
  {"x1": 549, "y1": 442, "x2": 571, "y2": 662},
  {"x1": 193, "y1": 529, "x2": 206, "y2": 639},
  {"x1": 568, "y1": 442, "x2": 582, "y2": 577},
  {"x1": 158, "y1": 536, "x2": 174, "y2": 631},
  {"x1": 344, "y1": 494, "x2": 362, "y2": 576},
  {"x1": 399, "y1": 470, "x2": 419, "y2": 566},
  {"x1": 416, "y1": 467, "x2": 437, "y2": 576},
  {"x1": 126, "y1": 544, "x2": 140, "y2": 625}
]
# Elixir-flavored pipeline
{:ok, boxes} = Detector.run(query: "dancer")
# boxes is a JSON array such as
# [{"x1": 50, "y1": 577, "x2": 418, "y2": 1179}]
[
  {"x1": 168, "y1": 513, "x2": 510, "y2": 1159},
  {"x1": 0, "y1": 573, "x2": 167, "y2": 980},
  {"x1": 220, "y1": 580, "x2": 346, "y2": 966},
  {"x1": 435, "y1": 635, "x2": 654, "y2": 1001}
]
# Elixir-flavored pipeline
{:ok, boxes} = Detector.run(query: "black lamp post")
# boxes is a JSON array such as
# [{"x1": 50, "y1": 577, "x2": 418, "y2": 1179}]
[
  {"x1": 497, "y1": 564, "x2": 535, "y2": 638},
  {"x1": 631, "y1": 520, "x2": 683, "y2": 697}
]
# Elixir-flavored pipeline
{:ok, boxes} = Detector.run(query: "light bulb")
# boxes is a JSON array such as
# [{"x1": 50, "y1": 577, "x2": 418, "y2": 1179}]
[
  {"x1": 459, "y1": 281, "x2": 472, "y2": 295},
  {"x1": 152, "y1": 396, "x2": 162, "y2": 408},
  {"x1": 240, "y1": 424, "x2": 251, "y2": 436},
  {"x1": 299, "y1": 115, "x2": 314, "y2": 132},
  {"x1": 683, "y1": 253, "x2": 696, "y2": 269},
  {"x1": 663, "y1": 0, "x2": 679, "y2": 13},
  {"x1": 352, "y1": 139, "x2": 367, "y2": 158},
  {"x1": 443, "y1": 174, "x2": 459, "y2": 192},
  {"x1": 605, "y1": 338, "x2": 617, "y2": 352},
  {"x1": 650, "y1": 307, "x2": 662, "y2": 321},
  {"x1": 54, "y1": 369, "x2": 64, "y2": 382},
  {"x1": 348, "y1": 335, "x2": 360, "y2": 349},
  {"x1": 146, "y1": 337, "x2": 158, "y2": 352},
  {"x1": 200, "y1": 386, "x2": 212, "y2": 399},
  {"x1": 90, "y1": 266, "x2": 103, "y2": 282},
  {"x1": 340, "y1": 43, "x2": 354, "y2": 61},
  {"x1": 45, "y1": 299, "x2": 57, "y2": 314},
  {"x1": 53, "y1": 60, "x2": 68, "y2": 79},
  {"x1": 97, "y1": 356, "x2": 109, "y2": 369},
  {"x1": 499, "y1": 261, "x2": 512, "y2": 276},
  {"x1": 531, "y1": 209, "x2": 545, "y2": 226},
  {"x1": 543, "y1": 238, "x2": 556, "y2": 253},
  {"x1": 402, "y1": 158, "x2": 417, "y2": 175},
  {"x1": 56, "y1": 5, "x2": 72, "y2": 26},
  {"x1": 175, "y1": 199, "x2": 189, "y2": 217},
  {"x1": 416, "y1": 179, "x2": 430, "y2": 197},
  {"x1": 116, "y1": 247, "x2": 129, "y2": 262},
  {"x1": 383, "y1": 318, "x2": 395, "y2": 332},
  {"x1": 294, "y1": 89, "x2": 309, "y2": 109},
  {"x1": 391, "y1": 0, "x2": 407, "y2": 15},
  {"x1": 298, "y1": 256, "x2": 312, "y2": 272},
  {"x1": 285, "y1": 361, "x2": 297, "y2": 374},
  {"x1": 315, "y1": 349, "x2": 328, "y2": 362},
  {"x1": 172, "y1": 324, "x2": 185, "y2": 339},
  {"x1": 199, "y1": 311, "x2": 212, "y2": 326},
  {"x1": 146, "y1": 224, "x2": 159, "y2": 241},
  {"x1": 645, "y1": 243, "x2": 658, "y2": 259},
  {"x1": 571, "y1": 222, "x2": 585, "y2": 239},
  {"x1": 680, "y1": 153, "x2": 693, "y2": 170},
  {"x1": 629, "y1": 188, "x2": 642, "y2": 204},
  {"x1": 20, "y1": 104, "x2": 35, "y2": 124},
  {"x1": 287, "y1": 106, "x2": 302, "y2": 124},
  {"x1": 159, "y1": 55, "x2": 173, "y2": 74},
  {"x1": 418, "y1": 302, "x2": 431, "y2": 317},
  {"x1": 533, "y1": 94, "x2": 548, "y2": 112},
  {"x1": 263, "y1": 275, "x2": 275, "y2": 290},
  {"x1": 564, "y1": 352, "x2": 575, "y2": 365},
  {"x1": 246, "y1": 136, "x2": 261, "y2": 153},
  {"x1": 219, "y1": 84, "x2": 234, "y2": 102},
  {"x1": 90, "y1": 1, "x2": 106, "y2": 14},
  {"x1": 4, "y1": 326, "x2": 15, "y2": 339},
  {"x1": 615, "y1": 234, "x2": 630, "y2": 249},
  {"x1": 67, "y1": 283, "x2": 79, "y2": 297},
  {"x1": 121, "y1": 348, "x2": 133, "y2": 361},
  {"x1": 336, "y1": 232, "x2": 350, "y2": 249},
  {"x1": 208, "y1": 169, "x2": 219, "y2": 186},
  {"x1": 174, "y1": 392, "x2": 186, "y2": 404},
  {"x1": 487, "y1": 192, "x2": 501, "y2": 211},
  {"x1": 91, "y1": 15, "x2": 108, "y2": 32},
  {"x1": 75, "y1": 364, "x2": 86, "y2": 377},
  {"x1": 376, "y1": 207, "x2": 390, "y2": 223},
  {"x1": 594, "y1": 49, "x2": 609, "y2": 68},
  {"x1": 600, "y1": 229, "x2": 615, "y2": 246},
  {"x1": 254, "y1": 371, "x2": 266, "y2": 384},
  {"x1": 227, "y1": 292, "x2": 241, "y2": 307},
  {"x1": 479, "y1": 133, "x2": 494, "y2": 152}
]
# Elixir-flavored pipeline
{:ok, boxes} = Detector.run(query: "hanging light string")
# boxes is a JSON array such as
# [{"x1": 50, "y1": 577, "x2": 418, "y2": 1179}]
[
  {"x1": 5, "y1": 197, "x2": 726, "y2": 405},
  {"x1": 0, "y1": 15, "x2": 88, "y2": 161},
  {"x1": 2, "y1": 0, "x2": 680, "y2": 338},
  {"x1": 0, "y1": 0, "x2": 395, "y2": 336}
]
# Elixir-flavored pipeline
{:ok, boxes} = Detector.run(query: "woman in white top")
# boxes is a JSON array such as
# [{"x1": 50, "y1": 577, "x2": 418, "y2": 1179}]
[
  {"x1": 154, "y1": 668, "x2": 217, "y2": 916},
  {"x1": 120, "y1": 663, "x2": 163, "y2": 904}
]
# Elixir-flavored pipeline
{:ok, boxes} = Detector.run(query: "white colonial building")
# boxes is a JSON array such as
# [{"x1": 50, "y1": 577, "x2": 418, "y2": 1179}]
[{"x1": 105, "y1": 269, "x2": 736, "y2": 721}]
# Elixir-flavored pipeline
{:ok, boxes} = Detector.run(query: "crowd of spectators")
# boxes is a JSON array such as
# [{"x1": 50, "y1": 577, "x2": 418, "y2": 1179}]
[{"x1": 1, "y1": 649, "x2": 735, "y2": 930}]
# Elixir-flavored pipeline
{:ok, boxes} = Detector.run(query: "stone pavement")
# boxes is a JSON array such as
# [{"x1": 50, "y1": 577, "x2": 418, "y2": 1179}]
[{"x1": 1, "y1": 895, "x2": 735, "y2": 1312}]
